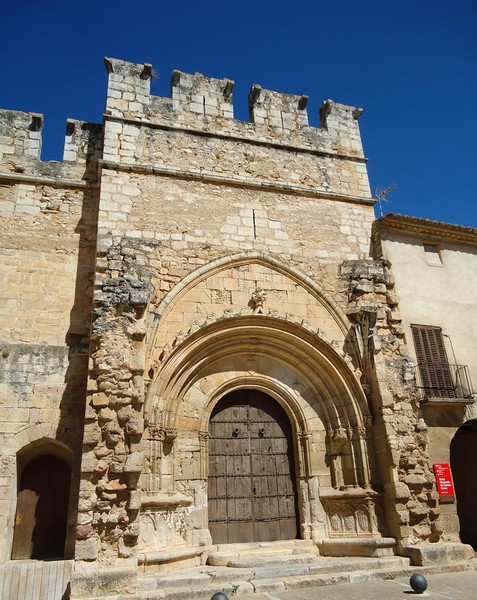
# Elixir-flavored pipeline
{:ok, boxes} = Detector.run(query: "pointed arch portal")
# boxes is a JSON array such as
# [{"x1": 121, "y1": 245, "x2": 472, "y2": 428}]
[{"x1": 142, "y1": 253, "x2": 380, "y2": 547}]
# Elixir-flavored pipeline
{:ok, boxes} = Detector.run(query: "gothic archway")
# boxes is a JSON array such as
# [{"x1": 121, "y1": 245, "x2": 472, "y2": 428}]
[
  {"x1": 140, "y1": 253, "x2": 380, "y2": 549},
  {"x1": 208, "y1": 389, "x2": 299, "y2": 543},
  {"x1": 141, "y1": 312, "x2": 378, "y2": 547}
]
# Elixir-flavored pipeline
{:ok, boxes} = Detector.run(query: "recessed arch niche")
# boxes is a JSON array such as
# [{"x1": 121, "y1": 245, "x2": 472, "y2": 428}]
[{"x1": 142, "y1": 313, "x2": 377, "y2": 545}]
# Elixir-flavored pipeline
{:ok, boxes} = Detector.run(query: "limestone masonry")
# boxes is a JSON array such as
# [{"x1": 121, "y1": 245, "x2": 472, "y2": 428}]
[{"x1": 0, "y1": 58, "x2": 475, "y2": 600}]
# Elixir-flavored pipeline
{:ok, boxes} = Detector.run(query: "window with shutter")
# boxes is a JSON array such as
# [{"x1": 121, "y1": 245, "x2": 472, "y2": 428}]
[{"x1": 411, "y1": 324, "x2": 455, "y2": 398}]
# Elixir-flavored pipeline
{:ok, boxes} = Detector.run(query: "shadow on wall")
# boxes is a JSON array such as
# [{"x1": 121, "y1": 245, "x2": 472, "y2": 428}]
[{"x1": 58, "y1": 187, "x2": 100, "y2": 558}]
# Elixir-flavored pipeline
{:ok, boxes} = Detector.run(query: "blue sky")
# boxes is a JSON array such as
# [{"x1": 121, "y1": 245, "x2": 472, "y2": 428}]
[{"x1": 1, "y1": 1, "x2": 476, "y2": 227}]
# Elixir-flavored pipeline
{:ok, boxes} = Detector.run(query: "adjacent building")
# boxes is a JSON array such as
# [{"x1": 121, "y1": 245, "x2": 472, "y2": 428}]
[{"x1": 373, "y1": 214, "x2": 477, "y2": 549}]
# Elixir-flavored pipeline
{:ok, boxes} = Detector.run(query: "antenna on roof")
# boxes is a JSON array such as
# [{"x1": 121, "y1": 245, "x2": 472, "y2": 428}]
[{"x1": 375, "y1": 183, "x2": 396, "y2": 217}]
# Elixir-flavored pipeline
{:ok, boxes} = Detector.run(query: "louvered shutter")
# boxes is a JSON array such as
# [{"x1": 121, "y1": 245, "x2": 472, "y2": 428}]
[{"x1": 411, "y1": 324, "x2": 454, "y2": 398}]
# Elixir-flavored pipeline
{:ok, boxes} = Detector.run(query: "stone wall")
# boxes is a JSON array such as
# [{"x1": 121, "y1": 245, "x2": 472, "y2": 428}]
[
  {"x1": 0, "y1": 108, "x2": 101, "y2": 562},
  {"x1": 339, "y1": 259, "x2": 444, "y2": 552},
  {"x1": 373, "y1": 216, "x2": 477, "y2": 550},
  {"x1": 100, "y1": 59, "x2": 370, "y2": 209}
]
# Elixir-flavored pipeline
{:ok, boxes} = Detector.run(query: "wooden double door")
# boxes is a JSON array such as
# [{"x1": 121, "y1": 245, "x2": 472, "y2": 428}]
[{"x1": 208, "y1": 390, "x2": 299, "y2": 544}]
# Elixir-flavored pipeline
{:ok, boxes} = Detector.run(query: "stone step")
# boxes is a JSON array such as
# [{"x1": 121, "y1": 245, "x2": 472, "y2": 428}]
[
  {"x1": 138, "y1": 558, "x2": 448, "y2": 600},
  {"x1": 207, "y1": 539, "x2": 319, "y2": 567},
  {"x1": 213, "y1": 539, "x2": 317, "y2": 553},
  {"x1": 137, "y1": 555, "x2": 413, "y2": 598},
  {"x1": 253, "y1": 555, "x2": 410, "y2": 578},
  {"x1": 226, "y1": 552, "x2": 318, "y2": 569},
  {"x1": 139, "y1": 566, "x2": 255, "y2": 591}
]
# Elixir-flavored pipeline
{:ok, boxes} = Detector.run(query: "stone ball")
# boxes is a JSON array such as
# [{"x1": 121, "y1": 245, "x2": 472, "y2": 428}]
[{"x1": 409, "y1": 573, "x2": 428, "y2": 593}]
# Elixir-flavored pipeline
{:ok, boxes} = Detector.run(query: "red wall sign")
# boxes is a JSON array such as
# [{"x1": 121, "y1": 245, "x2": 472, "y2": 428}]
[{"x1": 433, "y1": 463, "x2": 455, "y2": 496}]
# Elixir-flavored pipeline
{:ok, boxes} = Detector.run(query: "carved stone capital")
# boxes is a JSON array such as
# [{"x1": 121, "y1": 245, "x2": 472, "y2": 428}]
[
  {"x1": 148, "y1": 426, "x2": 177, "y2": 442},
  {"x1": 333, "y1": 427, "x2": 348, "y2": 442}
]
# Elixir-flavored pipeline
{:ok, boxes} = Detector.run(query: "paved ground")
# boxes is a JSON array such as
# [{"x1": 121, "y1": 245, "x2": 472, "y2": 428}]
[{"x1": 231, "y1": 570, "x2": 477, "y2": 600}]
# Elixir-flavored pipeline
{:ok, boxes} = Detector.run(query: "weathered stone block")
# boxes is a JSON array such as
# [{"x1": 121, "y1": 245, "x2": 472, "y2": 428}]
[
  {"x1": 83, "y1": 425, "x2": 101, "y2": 446},
  {"x1": 125, "y1": 418, "x2": 144, "y2": 436},
  {"x1": 126, "y1": 349, "x2": 145, "y2": 372},
  {"x1": 403, "y1": 542, "x2": 474, "y2": 566},
  {"x1": 74, "y1": 537, "x2": 101, "y2": 561},
  {"x1": 127, "y1": 490, "x2": 142, "y2": 510},
  {"x1": 123, "y1": 451, "x2": 144, "y2": 473},
  {"x1": 72, "y1": 566, "x2": 138, "y2": 597}
]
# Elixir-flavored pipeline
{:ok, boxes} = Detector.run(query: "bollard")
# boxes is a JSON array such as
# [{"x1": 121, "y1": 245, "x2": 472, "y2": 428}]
[
  {"x1": 409, "y1": 573, "x2": 428, "y2": 594},
  {"x1": 211, "y1": 593, "x2": 229, "y2": 600}
]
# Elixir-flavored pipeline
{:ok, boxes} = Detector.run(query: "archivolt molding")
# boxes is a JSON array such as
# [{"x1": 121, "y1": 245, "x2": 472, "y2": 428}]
[
  {"x1": 151, "y1": 306, "x2": 356, "y2": 374},
  {"x1": 145, "y1": 313, "x2": 370, "y2": 435}
]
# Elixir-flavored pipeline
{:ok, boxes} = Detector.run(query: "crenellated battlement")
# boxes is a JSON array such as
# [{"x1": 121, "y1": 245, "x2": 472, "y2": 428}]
[
  {"x1": 248, "y1": 85, "x2": 309, "y2": 130},
  {"x1": 63, "y1": 119, "x2": 103, "y2": 164},
  {"x1": 0, "y1": 58, "x2": 371, "y2": 202},
  {"x1": 0, "y1": 109, "x2": 43, "y2": 164},
  {"x1": 101, "y1": 58, "x2": 371, "y2": 202},
  {"x1": 0, "y1": 108, "x2": 102, "y2": 182},
  {"x1": 171, "y1": 70, "x2": 234, "y2": 118},
  {"x1": 104, "y1": 57, "x2": 153, "y2": 121},
  {"x1": 102, "y1": 57, "x2": 366, "y2": 161}
]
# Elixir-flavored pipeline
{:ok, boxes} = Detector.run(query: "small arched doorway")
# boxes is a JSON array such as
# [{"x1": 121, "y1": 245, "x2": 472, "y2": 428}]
[
  {"x1": 208, "y1": 389, "x2": 299, "y2": 544},
  {"x1": 450, "y1": 419, "x2": 477, "y2": 549},
  {"x1": 11, "y1": 453, "x2": 71, "y2": 559}
]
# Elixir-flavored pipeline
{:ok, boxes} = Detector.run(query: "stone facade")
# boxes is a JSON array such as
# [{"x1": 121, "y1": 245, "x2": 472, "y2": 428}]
[{"x1": 0, "y1": 58, "x2": 474, "y2": 599}]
